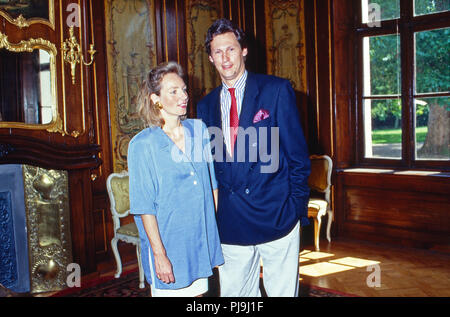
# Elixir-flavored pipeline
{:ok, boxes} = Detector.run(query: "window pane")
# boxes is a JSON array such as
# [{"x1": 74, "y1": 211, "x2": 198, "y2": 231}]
[
  {"x1": 415, "y1": 97, "x2": 450, "y2": 160},
  {"x1": 363, "y1": 35, "x2": 401, "y2": 96},
  {"x1": 364, "y1": 98, "x2": 402, "y2": 159},
  {"x1": 415, "y1": 0, "x2": 450, "y2": 16},
  {"x1": 415, "y1": 28, "x2": 450, "y2": 94},
  {"x1": 362, "y1": 0, "x2": 400, "y2": 23}
]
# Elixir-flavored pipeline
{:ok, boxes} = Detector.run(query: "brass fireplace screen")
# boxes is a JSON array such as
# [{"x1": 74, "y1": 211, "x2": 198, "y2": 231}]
[{"x1": 0, "y1": 165, "x2": 72, "y2": 294}]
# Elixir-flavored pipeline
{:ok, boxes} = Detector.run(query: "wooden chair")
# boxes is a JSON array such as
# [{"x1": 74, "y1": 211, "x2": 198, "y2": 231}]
[
  {"x1": 106, "y1": 171, "x2": 145, "y2": 288},
  {"x1": 307, "y1": 155, "x2": 333, "y2": 251}
]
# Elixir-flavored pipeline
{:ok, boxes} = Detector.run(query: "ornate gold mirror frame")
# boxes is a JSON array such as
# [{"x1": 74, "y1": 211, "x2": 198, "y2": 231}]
[
  {"x1": 0, "y1": 0, "x2": 55, "y2": 30},
  {"x1": 0, "y1": 32, "x2": 63, "y2": 135}
]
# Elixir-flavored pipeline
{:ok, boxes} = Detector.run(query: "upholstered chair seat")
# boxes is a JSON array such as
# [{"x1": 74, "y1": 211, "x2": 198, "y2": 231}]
[{"x1": 107, "y1": 171, "x2": 145, "y2": 288}]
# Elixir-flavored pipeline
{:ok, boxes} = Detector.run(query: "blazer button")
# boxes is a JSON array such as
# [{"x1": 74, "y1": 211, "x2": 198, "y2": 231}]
[{"x1": 245, "y1": 188, "x2": 250, "y2": 194}]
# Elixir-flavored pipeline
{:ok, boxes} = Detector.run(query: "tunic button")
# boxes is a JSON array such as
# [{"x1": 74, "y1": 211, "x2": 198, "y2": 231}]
[
  {"x1": 193, "y1": 180, "x2": 198, "y2": 185},
  {"x1": 190, "y1": 171, "x2": 195, "y2": 176},
  {"x1": 245, "y1": 188, "x2": 250, "y2": 194}
]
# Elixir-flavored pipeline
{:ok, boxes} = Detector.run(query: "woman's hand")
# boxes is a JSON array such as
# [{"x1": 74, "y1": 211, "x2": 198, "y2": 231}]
[
  {"x1": 141, "y1": 214, "x2": 175, "y2": 284},
  {"x1": 154, "y1": 253, "x2": 175, "y2": 284}
]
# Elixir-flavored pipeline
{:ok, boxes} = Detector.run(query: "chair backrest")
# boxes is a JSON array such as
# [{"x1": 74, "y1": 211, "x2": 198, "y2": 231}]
[
  {"x1": 308, "y1": 155, "x2": 333, "y2": 202},
  {"x1": 106, "y1": 171, "x2": 130, "y2": 231}
]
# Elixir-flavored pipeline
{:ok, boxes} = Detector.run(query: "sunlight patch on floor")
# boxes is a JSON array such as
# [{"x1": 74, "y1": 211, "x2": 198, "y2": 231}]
[
  {"x1": 299, "y1": 257, "x2": 311, "y2": 263},
  {"x1": 300, "y1": 262, "x2": 354, "y2": 277},
  {"x1": 298, "y1": 251, "x2": 382, "y2": 278},
  {"x1": 300, "y1": 250, "x2": 312, "y2": 255},
  {"x1": 300, "y1": 251, "x2": 334, "y2": 260},
  {"x1": 329, "y1": 257, "x2": 380, "y2": 268}
]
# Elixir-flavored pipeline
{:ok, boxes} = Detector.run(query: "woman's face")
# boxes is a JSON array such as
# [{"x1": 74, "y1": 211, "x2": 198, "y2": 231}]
[{"x1": 155, "y1": 72, "x2": 188, "y2": 118}]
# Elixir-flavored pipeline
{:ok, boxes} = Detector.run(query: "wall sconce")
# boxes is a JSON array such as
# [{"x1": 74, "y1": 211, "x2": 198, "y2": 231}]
[{"x1": 62, "y1": 26, "x2": 96, "y2": 84}]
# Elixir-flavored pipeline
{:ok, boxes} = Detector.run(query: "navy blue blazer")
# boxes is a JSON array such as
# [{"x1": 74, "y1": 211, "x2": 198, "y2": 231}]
[{"x1": 197, "y1": 72, "x2": 310, "y2": 245}]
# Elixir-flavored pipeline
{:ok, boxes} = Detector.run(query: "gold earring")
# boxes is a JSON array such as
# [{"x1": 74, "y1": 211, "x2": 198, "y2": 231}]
[{"x1": 155, "y1": 101, "x2": 163, "y2": 110}]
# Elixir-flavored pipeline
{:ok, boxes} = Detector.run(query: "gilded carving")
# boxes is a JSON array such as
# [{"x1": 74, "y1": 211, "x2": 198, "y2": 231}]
[
  {"x1": 62, "y1": 26, "x2": 96, "y2": 85},
  {"x1": 23, "y1": 166, "x2": 72, "y2": 293},
  {"x1": 105, "y1": 0, "x2": 157, "y2": 171},
  {"x1": 0, "y1": 32, "x2": 63, "y2": 135},
  {"x1": 0, "y1": 32, "x2": 56, "y2": 54}
]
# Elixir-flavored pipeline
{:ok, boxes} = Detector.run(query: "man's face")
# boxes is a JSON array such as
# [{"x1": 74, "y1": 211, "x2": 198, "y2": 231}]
[{"x1": 208, "y1": 32, "x2": 248, "y2": 87}]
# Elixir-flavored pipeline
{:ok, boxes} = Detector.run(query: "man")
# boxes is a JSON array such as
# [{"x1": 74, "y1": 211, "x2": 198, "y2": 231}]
[{"x1": 197, "y1": 18, "x2": 310, "y2": 297}]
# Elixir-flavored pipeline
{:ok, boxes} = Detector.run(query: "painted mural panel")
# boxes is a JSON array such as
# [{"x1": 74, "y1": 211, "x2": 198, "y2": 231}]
[
  {"x1": 105, "y1": 0, "x2": 157, "y2": 171},
  {"x1": 0, "y1": 0, "x2": 49, "y2": 20},
  {"x1": 265, "y1": 0, "x2": 307, "y2": 92}
]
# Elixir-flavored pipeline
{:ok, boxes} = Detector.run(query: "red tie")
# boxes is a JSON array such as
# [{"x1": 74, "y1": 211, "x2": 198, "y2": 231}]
[{"x1": 228, "y1": 88, "x2": 239, "y2": 154}]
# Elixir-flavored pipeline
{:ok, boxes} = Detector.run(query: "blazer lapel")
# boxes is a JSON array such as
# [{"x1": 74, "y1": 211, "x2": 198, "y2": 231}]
[
  {"x1": 238, "y1": 72, "x2": 260, "y2": 131},
  {"x1": 233, "y1": 72, "x2": 260, "y2": 167}
]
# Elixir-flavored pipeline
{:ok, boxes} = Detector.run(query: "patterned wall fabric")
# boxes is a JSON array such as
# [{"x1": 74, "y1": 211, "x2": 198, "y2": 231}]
[
  {"x1": 105, "y1": 0, "x2": 157, "y2": 172},
  {"x1": 105, "y1": 0, "x2": 307, "y2": 171},
  {"x1": 185, "y1": 0, "x2": 223, "y2": 105},
  {"x1": 265, "y1": 0, "x2": 307, "y2": 92}
]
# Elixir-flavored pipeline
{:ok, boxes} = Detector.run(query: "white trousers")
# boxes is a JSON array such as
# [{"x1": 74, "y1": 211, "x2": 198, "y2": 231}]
[{"x1": 218, "y1": 221, "x2": 300, "y2": 297}]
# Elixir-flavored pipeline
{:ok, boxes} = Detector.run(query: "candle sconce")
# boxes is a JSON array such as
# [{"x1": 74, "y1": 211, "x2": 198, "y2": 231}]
[{"x1": 62, "y1": 26, "x2": 96, "y2": 84}]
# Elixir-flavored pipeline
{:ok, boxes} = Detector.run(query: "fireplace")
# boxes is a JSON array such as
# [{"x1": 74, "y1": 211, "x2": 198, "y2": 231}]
[
  {"x1": 0, "y1": 164, "x2": 73, "y2": 294},
  {"x1": 0, "y1": 165, "x2": 30, "y2": 293}
]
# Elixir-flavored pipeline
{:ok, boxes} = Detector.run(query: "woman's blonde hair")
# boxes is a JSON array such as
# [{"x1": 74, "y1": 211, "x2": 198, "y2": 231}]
[{"x1": 137, "y1": 61, "x2": 185, "y2": 128}]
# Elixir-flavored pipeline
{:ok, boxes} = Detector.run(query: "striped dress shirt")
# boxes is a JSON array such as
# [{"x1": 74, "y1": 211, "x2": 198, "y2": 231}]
[{"x1": 220, "y1": 71, "x2": 248, "y2": 155}]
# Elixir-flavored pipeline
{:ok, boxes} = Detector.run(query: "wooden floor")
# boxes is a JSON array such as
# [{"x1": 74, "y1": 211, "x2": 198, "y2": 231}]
[
  {"x1": 33, "y1": 236, "x2": 449, "y2": 298},
  {"x1": 96, "y1": 237, "x2": 450, "y2": 298},
  {"x1": 299, "y1": 238, "x2": 450, "y2": 297}
]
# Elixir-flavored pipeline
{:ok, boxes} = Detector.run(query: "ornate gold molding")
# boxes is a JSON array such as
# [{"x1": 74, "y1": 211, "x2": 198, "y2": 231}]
[
  {"x1": 0, "y1": 32, "x2": 56, "y2": 54},
  {"x1": 0, "y1": 0, "x2": 55, "y2": 30},
  {"x1": 0, "y1": 32, "x2": 66, "y2": 136}
]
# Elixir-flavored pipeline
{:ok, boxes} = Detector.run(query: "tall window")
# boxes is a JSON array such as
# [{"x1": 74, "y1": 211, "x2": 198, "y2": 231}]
[{"x1": 357, "y1": 0, "x2": 449, "y2": 168}]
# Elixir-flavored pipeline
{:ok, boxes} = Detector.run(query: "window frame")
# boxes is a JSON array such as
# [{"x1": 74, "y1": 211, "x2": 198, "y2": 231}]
[{"x1": 355, "y1": 0, "x2": 450, "y2": 170}]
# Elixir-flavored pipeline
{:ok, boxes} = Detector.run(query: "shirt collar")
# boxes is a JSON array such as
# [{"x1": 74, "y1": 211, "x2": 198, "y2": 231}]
[{"x1": 222, "y1": 70, "x2": 248, "y2": 91}]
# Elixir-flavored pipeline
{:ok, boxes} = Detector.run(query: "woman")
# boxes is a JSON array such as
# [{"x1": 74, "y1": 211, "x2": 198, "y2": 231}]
[{"x1": 128, "y1": 61, "x2": 223, "y2": 297}]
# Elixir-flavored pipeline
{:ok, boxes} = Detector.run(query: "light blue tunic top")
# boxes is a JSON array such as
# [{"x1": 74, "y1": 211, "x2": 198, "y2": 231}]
[{"x1": 128, "y1": 119, "x2": 224, "y2": 290}]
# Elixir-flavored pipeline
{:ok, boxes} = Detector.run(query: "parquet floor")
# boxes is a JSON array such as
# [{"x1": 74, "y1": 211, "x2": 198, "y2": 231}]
[
  {"x1": 75, "y1": 236, "x2": 450, "y2": 298},
  {"x1": 299, "y1": 238, "x2": 450, "y2": 297}
]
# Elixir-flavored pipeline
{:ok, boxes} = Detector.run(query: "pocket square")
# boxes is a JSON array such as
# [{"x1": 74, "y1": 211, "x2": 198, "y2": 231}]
[{"x1": 253, "y1": 109, "x2": 270, "y2": 123}]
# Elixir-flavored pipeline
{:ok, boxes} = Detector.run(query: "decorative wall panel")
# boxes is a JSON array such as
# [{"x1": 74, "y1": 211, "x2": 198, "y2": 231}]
[
  {"x1": 265, "y1": 0, "x2": 307, "y2": 92},
  {"x1": 23, "y1": 165, "x2": 72, "y2": 293},
  {"x1": 185, "y1": 0, "x2": 222, "y2": 104},
  {"x1": 0, "y1": 0, "x2": 54, "y2": 29},
  {"x1": 105, "y1": 0, "x2": 158, "y2": 172}
]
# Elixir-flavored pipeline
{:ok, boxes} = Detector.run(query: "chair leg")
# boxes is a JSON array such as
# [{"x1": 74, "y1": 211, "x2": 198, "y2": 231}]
[
  {"x1": 314, "y1": 217, "x2": 321, "y2": 251},
  {"x1": 111, "y1": 237, "x2": 122, "y2": 278},
  {"x1": 136, "y1": 244, "x2": 145, "y2": 289},
  {"x1": 326, "y1": 209, "x2": 333, "y2": 243}
]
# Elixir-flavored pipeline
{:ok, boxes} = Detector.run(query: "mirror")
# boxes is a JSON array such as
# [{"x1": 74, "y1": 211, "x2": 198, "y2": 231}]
[
  {"x1": 0, "y1": 32, "x2": 60, "y2": 131},
  {"x1": 0, "y1": 49, "x2": 54, "y2": 124}
]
